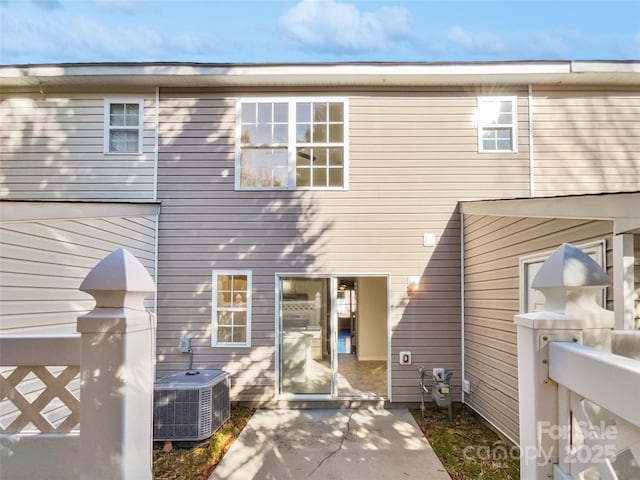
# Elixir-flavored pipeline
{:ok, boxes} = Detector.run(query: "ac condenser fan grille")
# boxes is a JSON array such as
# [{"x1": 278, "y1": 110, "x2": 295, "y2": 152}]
[{"x1": 153, "y1": 370, "x2": 230, "y2": 441}]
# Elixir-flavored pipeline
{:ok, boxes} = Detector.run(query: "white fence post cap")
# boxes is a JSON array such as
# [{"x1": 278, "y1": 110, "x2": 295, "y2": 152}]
[
  {"x1": 531, "y1": 243, "x2": 609, "y2": 313},
  {"x1": 80, "y1": 248, "x2": 156, "y2": 309}
]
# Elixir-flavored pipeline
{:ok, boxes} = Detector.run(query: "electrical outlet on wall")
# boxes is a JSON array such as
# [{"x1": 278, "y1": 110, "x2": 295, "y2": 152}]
[{"x1": 399, "y1": 351, "x2": 412, "y2": 365}]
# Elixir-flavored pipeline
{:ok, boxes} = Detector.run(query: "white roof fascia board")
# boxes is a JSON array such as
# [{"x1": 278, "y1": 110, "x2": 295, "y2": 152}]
[
  {"x1": 2, "y1": 61, "x2": 638, "y2": 88},
  {"x1": 1, "y1": 62, "x2": 570, "y2": 79},
  {"x1": 571, "y1": 61, "x2": 640, "y2": 73},
  {"x1": 0, "y1": 201, "x2": 161, "y2": 223},
  {"x1": 459, "y1": 192, "x2": 640, "y2": 222}
]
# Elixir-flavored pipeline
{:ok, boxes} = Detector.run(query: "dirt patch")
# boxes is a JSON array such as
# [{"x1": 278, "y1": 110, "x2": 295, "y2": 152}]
[
  {"x1": 411, "y1": 405, "x2": 520, "y2": 480},
  {"x1": 153, "y1": 405, "x2": 255, "y2": 480}
]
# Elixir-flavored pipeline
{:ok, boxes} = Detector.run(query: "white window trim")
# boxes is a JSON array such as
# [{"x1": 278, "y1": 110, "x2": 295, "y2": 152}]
[
  {"x1": 477, "y1": 96, "x2": 518, "y2": 153},
  {"x1": 235, "y1": 96, "x2": 349, "y2": 191},
  {"x1": 103, "y1": 98, "x2": 144, "y2": 155},
  {"x1": 519, "y1": 240, "x2": 606, "y2": 314},
  {"x1": 212, "y1": 270, "x2": 252, "y2": 347}
]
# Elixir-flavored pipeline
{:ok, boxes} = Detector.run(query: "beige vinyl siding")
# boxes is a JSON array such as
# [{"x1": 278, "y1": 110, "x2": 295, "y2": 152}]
[
  {"x1": 463, "y1": 214, "x2": 613, "y2": 442},
  {"x1": 156, "y1": 88, "x2": 531, "y2": 402},
  {"x1": 0, "y1": 211, "x2": 157, "y2": 334},
  {"x1": 532, "y1": 87, "x2": 640, "y2": 196},
  {"x1": 635, "y1": 234, "x2": 640, "y2": 328},
  {"x1": 0, "y1": 89, "x2": 156, "y2": 201}
]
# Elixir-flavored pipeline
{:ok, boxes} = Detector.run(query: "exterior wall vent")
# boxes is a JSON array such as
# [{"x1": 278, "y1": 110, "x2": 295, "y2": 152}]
[{"x1": 153, "y1": 369, "x2": 230, "y2": 441}]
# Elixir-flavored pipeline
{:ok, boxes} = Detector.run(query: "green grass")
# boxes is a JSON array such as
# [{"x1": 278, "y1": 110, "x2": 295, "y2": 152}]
[
  {"x1": 153, "y1": 403, "x2": 519, "y2": 480},
  {"x1": 153, "y1": 405, "x2": 254, "y2": 480},
  {"x1": 411, "y1": 405, "x2": 520, "y2": 480}
]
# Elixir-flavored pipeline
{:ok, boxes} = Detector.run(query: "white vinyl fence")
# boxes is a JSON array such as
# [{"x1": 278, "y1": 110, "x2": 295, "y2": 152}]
[
  {"x1": 0, "y1": 248, "x2": 156, "y2": 480},
  {"x1": 516, "y1": 243, "x2": 640, "y2": 480}
]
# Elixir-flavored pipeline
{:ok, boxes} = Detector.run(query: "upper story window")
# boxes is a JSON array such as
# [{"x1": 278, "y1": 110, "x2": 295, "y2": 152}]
[
  {"x1": 212, "y1": 270, "x2": 252, "y2": 347},
  {"x1": 104, "y1": 98, "x2": 144, "y2": 154},
  {"x1": 236, "y1": 98, "x2": 348, "y2": 190},
  {"x1": 477, "y1": 96, "x2": 517, "y2": 153}
]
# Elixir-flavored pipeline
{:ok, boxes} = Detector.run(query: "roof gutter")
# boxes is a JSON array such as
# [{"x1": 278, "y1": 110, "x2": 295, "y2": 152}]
[{"x1": 1, "y1": 61, "x2": 638, "y2": 88}]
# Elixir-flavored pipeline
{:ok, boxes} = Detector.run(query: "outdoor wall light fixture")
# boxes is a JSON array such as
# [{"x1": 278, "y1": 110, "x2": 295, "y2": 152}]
[{"x1": 407, "y1": 276, "x2": 420, "y2": 295}]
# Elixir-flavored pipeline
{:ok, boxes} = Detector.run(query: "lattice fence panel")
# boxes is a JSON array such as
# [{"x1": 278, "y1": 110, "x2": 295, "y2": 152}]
[{"x1": 0, "y1": 365, "x2": 80, "y2": 434}]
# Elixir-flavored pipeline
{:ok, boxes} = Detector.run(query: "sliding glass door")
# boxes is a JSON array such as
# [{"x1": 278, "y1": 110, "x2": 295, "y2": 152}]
[
  {"x1": 278, "y1": 274, "x2": 389, "y2": 399},
  {"x1": 279, "y1": 277, "x2": 334, "y2": 396}
]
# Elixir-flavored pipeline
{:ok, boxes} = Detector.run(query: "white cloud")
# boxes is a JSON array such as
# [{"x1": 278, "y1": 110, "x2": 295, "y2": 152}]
[
  {"x1": 0, "y1": 10, "x2": 222, "y2": 63},
  {"x1": 447, "y1": 26, "x2": 505, "y2": 55},
  {"x1": 528, "y1": 27, "x2": 591, "y2": 59},
  {"x1": 31, "y1": 0, "x2": 62, "y2": 10},
  {"x1": 527, "y1": 32, "x2": 571, "y2": 58},
  {"x1": 279, "y1": 0, "x2": 415, "y2": 54},
  {"x1": 92, "y1": 0, "x2": 138, "y2": 13}
]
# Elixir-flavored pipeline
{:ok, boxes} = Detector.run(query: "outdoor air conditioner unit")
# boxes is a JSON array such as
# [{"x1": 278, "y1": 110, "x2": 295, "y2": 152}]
[{"x1": 153, "y1": 369, "x2": 230, "y2": 441}]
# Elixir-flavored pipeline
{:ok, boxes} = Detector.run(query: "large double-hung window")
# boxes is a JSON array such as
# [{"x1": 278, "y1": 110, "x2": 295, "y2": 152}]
[{"x1": 236, "y1": 98, "x2": 348, "y2": 189}]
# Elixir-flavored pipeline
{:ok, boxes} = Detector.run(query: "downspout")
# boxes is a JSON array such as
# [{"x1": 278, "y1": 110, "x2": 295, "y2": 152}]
[
  {"x1": 528, "y1": 84, "x2": 535, "y2": 197},
  {"x1": 153, "y1": 86, "x2": 160, "y2": 314},
  {"x1": 154, "y1": 86, "x2": 159, "y2": 202},
  {"x1": 154, "y1": 212, "x2": 159, "y2": 315},
  {"x1": 460, "y1": 211, "x2": 465, "y2": 404}
]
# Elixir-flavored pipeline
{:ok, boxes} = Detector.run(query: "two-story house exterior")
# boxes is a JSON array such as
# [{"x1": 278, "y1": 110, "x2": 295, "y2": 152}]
[{"x1": 1, "y1": 61, "x2": 638, "y2": 443}]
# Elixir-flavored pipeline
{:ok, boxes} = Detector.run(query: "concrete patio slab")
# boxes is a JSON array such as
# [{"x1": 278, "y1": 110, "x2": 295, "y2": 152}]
[{"x1": 210, "y1": 408, "x2": 451, "y2": 480}]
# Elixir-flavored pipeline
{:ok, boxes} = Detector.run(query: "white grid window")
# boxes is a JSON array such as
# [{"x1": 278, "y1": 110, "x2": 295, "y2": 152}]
[
  {"x1": 212, "y1": 270, "x2": 252, "y2": 347},
  {"x1": 477, "y1": 97, "x2": 517, "y2": 153},
  {"x1": 104, "y1": 99, "x2": 144, "y2": 154},
  {"x1": 519, "y1": 240, "x2": 606, "y2": 314},
  {"x1": 236, "y1": 97, "x2": 348, "y2": 190}
]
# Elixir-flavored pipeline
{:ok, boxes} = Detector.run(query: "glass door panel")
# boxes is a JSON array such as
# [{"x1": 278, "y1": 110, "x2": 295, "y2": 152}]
[{"x1": 280, "y1": 277, "x2": 332, "y2": 395}]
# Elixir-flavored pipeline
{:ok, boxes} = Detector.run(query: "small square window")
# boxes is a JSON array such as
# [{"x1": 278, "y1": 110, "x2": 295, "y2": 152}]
[
  {"x1": 104, "y1": 99, "x2": 144, "y2": 154},
  {"x1": 477, "y1": 97, "x2": 517, "y2": 153}
]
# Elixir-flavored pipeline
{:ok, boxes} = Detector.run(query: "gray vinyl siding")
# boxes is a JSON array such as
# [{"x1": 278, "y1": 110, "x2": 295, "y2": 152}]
[
  {"x1": 532, "y1": 87, "x2": 640, "y2": 196},
  {"x1": 0, "y1": 213, "x2": 157, "y2": 334},
  {"x1": 463, "y1": 214, "x2": 613, "y2": 442},
  {"x1": 156, "y1": 88, "x2": 531, "y2": 402},
  {"x1": 0, "y1": 88, "x2": 156, "y2": 201}
]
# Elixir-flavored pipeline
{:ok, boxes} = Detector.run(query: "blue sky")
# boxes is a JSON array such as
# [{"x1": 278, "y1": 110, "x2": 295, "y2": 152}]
[{"x1": 0, "y1": 0, "x2": 638, "y2": 65}]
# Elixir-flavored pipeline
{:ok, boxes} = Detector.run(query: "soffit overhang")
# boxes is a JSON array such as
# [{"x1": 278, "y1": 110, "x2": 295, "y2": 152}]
[{"x1": 459, "y1": 191, "x2": 640, "y2": 235}]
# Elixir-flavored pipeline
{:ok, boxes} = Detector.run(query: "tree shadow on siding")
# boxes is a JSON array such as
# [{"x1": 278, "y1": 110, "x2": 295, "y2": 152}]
[{"x1": 155, "y1": 94, "x2": 333, "y2": 401}]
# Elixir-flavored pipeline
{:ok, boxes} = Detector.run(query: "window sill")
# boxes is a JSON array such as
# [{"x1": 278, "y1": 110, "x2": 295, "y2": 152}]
[
  {"x1": 478, "y1": 149, "x2": 519, "y2": 154},
  {"x1": 235, "y1": 186, "x2": 349, "y2": 192}
]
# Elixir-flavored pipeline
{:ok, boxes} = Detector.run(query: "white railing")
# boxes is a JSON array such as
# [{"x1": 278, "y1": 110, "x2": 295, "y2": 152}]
[
  {"x1": 550, "y1": 342, "x2": 640, "y2": 480},
  {"x1": 0, "y1": 248, "x2": 156, "y2": 480},
  {"x1": 516, "y1": 243, "x2": 640, "y2": 480}
]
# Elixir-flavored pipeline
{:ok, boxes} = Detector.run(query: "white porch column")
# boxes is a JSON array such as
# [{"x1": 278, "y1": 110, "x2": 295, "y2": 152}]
[
  {"x1": 516, "y1": 243, "x2": 611, "y2": 479},
  {"x1": 77, "y1": 248, "x2": 156, "y2": 480},
  {"x1": 613, "y1": 233, "x2": 635, "y2": 330},
  {"x1": 516, "y1": 312, "x2": 583, "y2": 479}
]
